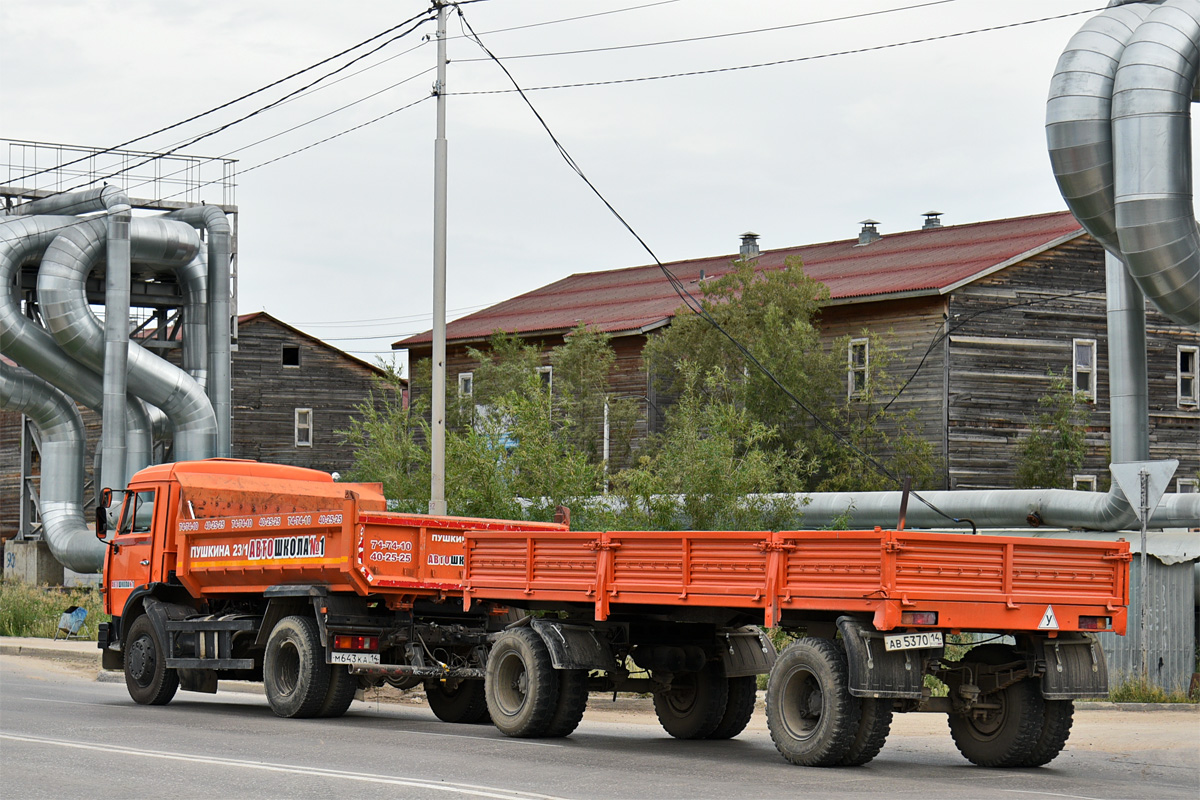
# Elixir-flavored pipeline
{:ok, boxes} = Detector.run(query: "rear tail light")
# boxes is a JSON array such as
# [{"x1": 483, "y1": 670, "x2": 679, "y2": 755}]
[
  {"x1": 333, "y1": 635, "x2": 378, "y2": 651},
  {"x1": 1077, "y1": 616, "x2": 1111, "y2": 631},
  {"x1": 900, "y1": 611, "x2": 938, "y2": 625}
]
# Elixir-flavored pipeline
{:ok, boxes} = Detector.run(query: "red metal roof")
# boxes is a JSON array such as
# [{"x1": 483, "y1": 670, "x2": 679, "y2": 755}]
[{"x1": 395, "y1": 211, "x2": 1084, "y2": 350}]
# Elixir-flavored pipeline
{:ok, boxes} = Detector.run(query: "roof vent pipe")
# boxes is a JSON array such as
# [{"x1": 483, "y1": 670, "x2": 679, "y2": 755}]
[
  {"x1": 739, "y1": 231, "x2": 760, "y2": 261},
  {"x1": 856, "y1": 219, "x2": 882, "y2": 246},
  {"x1": 922, "y1": 211, "x2": 943, "y2": 229}
]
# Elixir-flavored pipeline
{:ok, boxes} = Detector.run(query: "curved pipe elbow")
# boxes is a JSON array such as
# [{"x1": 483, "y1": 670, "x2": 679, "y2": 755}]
[{"x1": 0, "y1": 364, "x2": 104, "y2": 573}]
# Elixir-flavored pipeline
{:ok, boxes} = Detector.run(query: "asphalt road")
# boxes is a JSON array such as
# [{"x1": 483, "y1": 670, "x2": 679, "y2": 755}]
[{"x1": 1, "y1": 654, "x2": 1197, "y2": 800}]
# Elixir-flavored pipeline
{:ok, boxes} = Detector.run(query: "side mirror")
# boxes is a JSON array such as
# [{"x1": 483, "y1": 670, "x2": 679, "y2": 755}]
[
  {"x1": 95, "y1": 505, "x2": 108, "y2": 541},
  {"x1": 99, "y1": 487, "x2": 113, "y2": 508}
]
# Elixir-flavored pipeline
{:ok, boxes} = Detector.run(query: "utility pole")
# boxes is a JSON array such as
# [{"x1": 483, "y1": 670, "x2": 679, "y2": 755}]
[{"x1": 429, "y1": 0, "x2": 449, "y2": 515}]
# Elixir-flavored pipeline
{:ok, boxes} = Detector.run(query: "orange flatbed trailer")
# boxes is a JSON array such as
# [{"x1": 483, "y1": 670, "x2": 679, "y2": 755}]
[
  {"x1": 97, "y1": 459, "x2": 1130, "y2": 769},
  {"x1": 461, "y1": 527, "x2": 1129, "y2": 633}
]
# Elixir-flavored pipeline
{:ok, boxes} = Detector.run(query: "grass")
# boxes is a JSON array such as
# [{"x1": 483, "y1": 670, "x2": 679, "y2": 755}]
[
  {"x1": 0, "y1": 579, "x2": 106, "y2": 640},
  {"x1": 1106, "y1": 675, "x2": 1199, "y2": 704}
]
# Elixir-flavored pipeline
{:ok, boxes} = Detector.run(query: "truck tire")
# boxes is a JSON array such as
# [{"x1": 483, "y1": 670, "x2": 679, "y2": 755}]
[
  {"x1": 947, "y1": 645, "x2": 1045, "y2": 767},
  {"x1": 425, "y1": 679, "x2": 490, "y2": 724},
  {"x1": 264, "y1": 616, "x2": 331, "y2": 719},
  {"x1": 486, "y1": 628, "x2": 560, "y2": 737},
  {"x1": 837, "y1": 697, "x2": 893, "y2": 766},
  {"x1": 124, "y1": 615, "x2": 179, "y2": 706},
  {"x1": 653, "y1": 661, "x2": 729, "y2": 739},
  {"x1": 706, "y1": 675, "x2": 757, "y2": 740},
  {"x1": 1015, "y1": 697, "x2": 1074, "y2": 767},
  {"x1": 544, "y1": 669, "x2": 589, "y2": 738},
  {"x1": 766, "y1": 638, "x2": 862, "y2": 767},
  {"x1": 316, "y1": 665, "x2": 357, "y2": 718}
]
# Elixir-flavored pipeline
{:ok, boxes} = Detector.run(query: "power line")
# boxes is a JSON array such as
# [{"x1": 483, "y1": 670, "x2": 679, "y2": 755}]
[
  {"x1": 456, "y1": 6, "x2": 969, "y2": 529},
  {"x1": 455, "y1": 0, "x2": 963, "y2": 63},
  {"x1": 451, "y1": 8, "x2": 1101, "y2": 96},
  {"x1": 10, "y1": 5, "x2": 439, "y2": 186},
  {"x1": 449, "y1": 0, "x2": 682, "y2": 39},
  {"x1": 20, "y1": 11, "x2": 436, "y2": 206}
]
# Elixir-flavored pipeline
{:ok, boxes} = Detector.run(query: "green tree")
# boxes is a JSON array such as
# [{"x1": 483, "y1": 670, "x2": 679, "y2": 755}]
[
  {"x1": 339, "y1": 362, "x2": 430, "y2": 512},
  {"x1": 1016, "y1": 370, "x2": 1092, "y2": 489},
  {"x1": 603, "y1": 366, "x2": 811, "y2": 531},
  {"x1": 643, "y1": 256, "x2": 935, "y2": 492}
]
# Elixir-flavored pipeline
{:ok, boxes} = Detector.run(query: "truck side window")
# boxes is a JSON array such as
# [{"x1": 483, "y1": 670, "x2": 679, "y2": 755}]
[{"x1": 118, "y1": 490, "x2": 157, "y2": 535}]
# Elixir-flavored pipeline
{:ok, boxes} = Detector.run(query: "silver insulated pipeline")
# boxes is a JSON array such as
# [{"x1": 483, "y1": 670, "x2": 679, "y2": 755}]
[{"x1": 0, "y1": 362, "x2": 106, "y2": 573}]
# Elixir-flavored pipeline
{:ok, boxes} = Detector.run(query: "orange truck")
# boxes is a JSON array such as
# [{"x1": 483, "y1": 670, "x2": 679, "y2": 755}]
[{"x1": 97, "y1": 458, "x2": 1130, "y2": 768}]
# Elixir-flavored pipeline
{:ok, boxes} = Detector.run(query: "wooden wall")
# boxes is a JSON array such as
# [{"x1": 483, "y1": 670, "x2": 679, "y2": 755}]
[
  {"x1": 945, "y1": 236, "x2": 1199, "y2": 490},
  {"x1": 230, "y1": 317, "x2": 392, "y2": 473}
]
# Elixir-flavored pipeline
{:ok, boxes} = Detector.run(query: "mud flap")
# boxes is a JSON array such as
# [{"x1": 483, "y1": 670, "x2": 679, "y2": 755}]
[
  {"x1": 1034, "y1": 633, "x2": 1109, "y2": 699},
  {"x1": 837, "y1": 616, "x2": 927, "y2": 700},
  {"x1": 529, "y1": 619, "x2": 615, "y2": 671},
  {"x1": 718, "y1": 625, "x2": 777, "y2": 677}
]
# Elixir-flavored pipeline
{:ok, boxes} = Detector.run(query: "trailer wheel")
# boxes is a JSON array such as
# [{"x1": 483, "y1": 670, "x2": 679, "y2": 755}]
[
  {"x1": 425, "y1": 679, "x2": 490, "y2": 724},
  {"x1": 766, "y1": 638, "x2": 861, "y2": 767},
  {"x1": 653, "y1": 661, "x2": 729, "y2": 739},
  {"x1": 486, "y1": 628, "x2": 560, "y2": 737},
  {"x1": 544, "y1": 669, "x2": 589, "y2": 738},
  {"x1": 316, "y1": 665, "x2": 357, "y2": 718},
  {"x1": 124, "y1": 615, "x2": 179, "y2": 706},
  {"x1": 837, "y1": 698, "x2": 893, "y2": 766},
  {"x1": 947, "y1": 645, "x2": 1045, "y2": 767},
  {"x1": 706, "y1": 675, "x2": 758, "y2": 740},
  {"x1": 1015, "y1": 698, "x2": 1074, "y2": 767},
  {"x1": 264, "y1": 616, "x2": 331, "y2": 719}
]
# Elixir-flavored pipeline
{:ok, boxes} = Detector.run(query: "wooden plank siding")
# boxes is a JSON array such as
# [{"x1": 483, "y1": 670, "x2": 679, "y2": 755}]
[
  {"x1": 945, "y1": 237, "x2": 1199, "y2": 490},
  {"x1": 817, "y1": 295, "x2": 949, "y2": 488},
  {"x1": 230, "y1": 316, "x2": 393, "y2": 473}
]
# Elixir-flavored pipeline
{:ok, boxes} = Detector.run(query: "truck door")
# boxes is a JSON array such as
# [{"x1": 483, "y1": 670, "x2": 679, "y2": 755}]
[{"x1": 107, "y1": 487, "x2": 160, "y2": 617}]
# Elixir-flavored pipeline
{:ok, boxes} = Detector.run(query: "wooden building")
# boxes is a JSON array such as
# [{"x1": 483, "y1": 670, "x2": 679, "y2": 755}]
[
  {"x1": 395, "y1": 211, "x2": 1199, "y2": 492},
  {"x1": 1, "y1": 312, "x2": 398, "y2": 541}
]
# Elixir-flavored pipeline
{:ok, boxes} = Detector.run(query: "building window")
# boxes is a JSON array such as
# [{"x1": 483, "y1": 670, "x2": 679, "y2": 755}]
[
  {"x1": 294, "y1": 408, "x2": 312, "y2": 447},
  {"x1": 1072, "y1": 339, "x2": 1096, "y2": 400},
  {"x1": 1073, "y1": 475, "x2": 1096, "y2": 492},
  {"x1": 1179, "y1": 345, "x2": 1198, "y2": 407},
  {"x1": 458, "y1": 372, "x2": 473, "y2": 398},
  {"x1": 848, "y1": 338, "x2": 869, "y2": 398},
  {"x1": 1178, "y1": 478, "x2": 1198, "y2": 494},
  {"x1": 536, "y1": 366, "x2": 553, "y2": 393},
  {"x1": 282, "y1": 345, "x2": 301, "y2": 368}
]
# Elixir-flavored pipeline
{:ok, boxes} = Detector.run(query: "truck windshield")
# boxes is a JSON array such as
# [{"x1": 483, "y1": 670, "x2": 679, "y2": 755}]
[{"x1": 117, "y1": 490, "x2": 156, "y2": 535}]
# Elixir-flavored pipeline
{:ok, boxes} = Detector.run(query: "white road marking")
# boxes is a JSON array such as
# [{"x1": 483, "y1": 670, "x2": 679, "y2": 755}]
[
  {"x1": 0, "y1": 732, "x2": 574, "y2": 800},
  {"x1": 1001, "y1": 790, "x2": 1109, "y2": 800}
]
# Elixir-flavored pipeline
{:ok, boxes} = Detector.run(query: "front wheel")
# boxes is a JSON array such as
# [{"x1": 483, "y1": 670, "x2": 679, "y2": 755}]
[
  {"x1": 766, "y1": 638, "x2": 861, "y2": 767},
  {"x1": 124, "y1": 615, "x2": 178, "y2": 705},
  {"x1": 653, "y1": 662, "x2": 729, "y2": 739},
  {"x1": 263, "y1": 616, "x2": 330, "y2": 719}
]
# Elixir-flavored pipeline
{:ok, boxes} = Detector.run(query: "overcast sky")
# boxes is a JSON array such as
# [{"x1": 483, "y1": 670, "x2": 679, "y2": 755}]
[{"x1": 2, "y1": 0, "x2": 1179, "y2": 370}]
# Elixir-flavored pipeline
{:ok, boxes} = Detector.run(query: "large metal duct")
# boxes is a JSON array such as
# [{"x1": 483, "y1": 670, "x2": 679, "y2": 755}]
[
  {"x1": 1112, "y1": 0, "x2": 1200, "y2": 326},
  {"x1": 800, "y1": 1, "x2": 1200, "y2": 531},
  {"x1": 0, "y1": 362, "x2": 105, "y2": 573},
  {"x1": 35, "y1": 215, "x2": 217, "y2": 460},
  {"x1": 0, "y1": 214, "x2": 153, "y2": 479},
  {"x1": 169, "y1": 205, "x2": 232, "y2": 457}
]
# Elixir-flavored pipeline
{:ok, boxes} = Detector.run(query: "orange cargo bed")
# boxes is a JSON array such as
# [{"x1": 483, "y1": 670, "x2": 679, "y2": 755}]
[{"x1": 461, "y1": 527, "x2": 1131, "y2": 633}]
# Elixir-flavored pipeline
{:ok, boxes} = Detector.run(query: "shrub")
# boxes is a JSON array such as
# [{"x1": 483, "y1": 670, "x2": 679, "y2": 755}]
[{"x1": 0, "y1": 579, "x2": 105, "y2": 639}]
